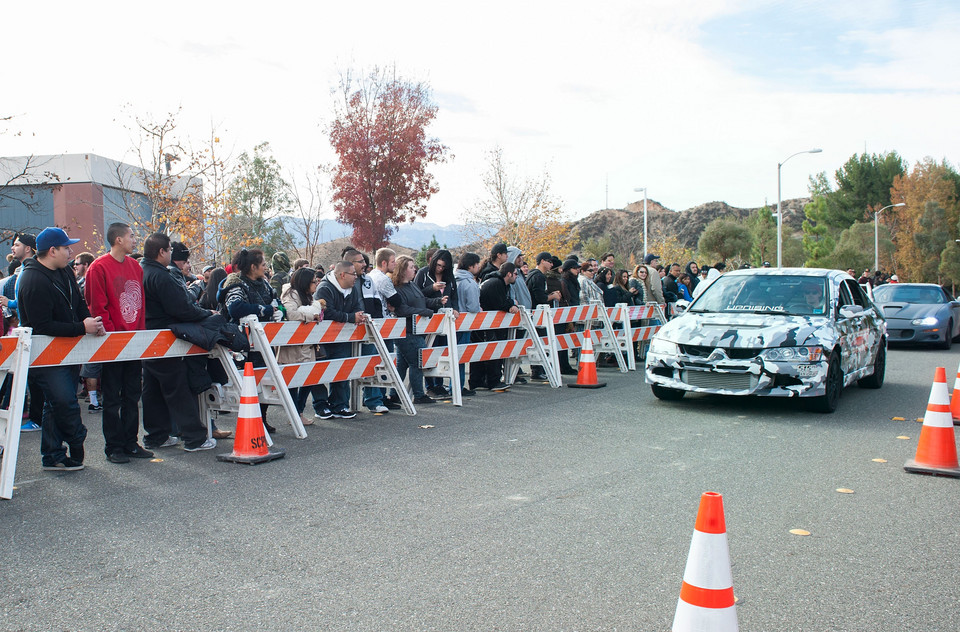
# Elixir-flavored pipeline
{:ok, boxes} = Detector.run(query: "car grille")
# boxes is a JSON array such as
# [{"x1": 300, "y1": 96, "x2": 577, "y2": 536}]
[
  {"x1": 679, "y1": 345, "x2": 762, "y2": 360},
  {"x1": 682, "y1": 370, "x2": 757, "y2": 391}
]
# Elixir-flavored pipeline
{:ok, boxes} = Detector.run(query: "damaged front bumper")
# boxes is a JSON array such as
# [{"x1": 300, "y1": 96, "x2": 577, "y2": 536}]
[{"x1": 644, "y1": 344, "x2": 829, "y2": 398}]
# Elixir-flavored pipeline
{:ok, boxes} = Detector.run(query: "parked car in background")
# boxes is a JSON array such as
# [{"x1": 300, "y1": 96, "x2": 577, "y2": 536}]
[
  {"x1": 645, "y1": 268, "x2": 886, "y2": 413},
  {"x1": 872, "y1": 283, "x2": 960, "y2": 349}
]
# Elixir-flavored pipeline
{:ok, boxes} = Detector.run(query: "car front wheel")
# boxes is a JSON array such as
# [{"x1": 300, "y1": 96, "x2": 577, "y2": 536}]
[
  {"x1": 811, "y1": 351, "x2": 843, "y2": 413},
  {"x1": 939, "y1": 320, "x2": 953, "y2": 350},
  {"x1": 858, "y1": 343, "x2": 885, "y2": 389}
]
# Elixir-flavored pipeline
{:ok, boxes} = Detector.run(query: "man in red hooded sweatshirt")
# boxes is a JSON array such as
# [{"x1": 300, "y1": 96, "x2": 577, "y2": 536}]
[{"x1": 84, "y1": 222, "x2": 153, "y2": 464}]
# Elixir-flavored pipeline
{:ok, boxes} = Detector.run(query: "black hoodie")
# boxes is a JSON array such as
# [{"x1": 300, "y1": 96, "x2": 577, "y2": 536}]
[{"x1": 16, "y1": 257, "x2": 90, "y2": 337}]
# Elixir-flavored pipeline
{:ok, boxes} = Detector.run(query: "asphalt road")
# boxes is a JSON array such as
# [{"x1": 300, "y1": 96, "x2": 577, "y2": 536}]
[{"x1": 2, "y1": 347, "x2": 959, "y2": 631}]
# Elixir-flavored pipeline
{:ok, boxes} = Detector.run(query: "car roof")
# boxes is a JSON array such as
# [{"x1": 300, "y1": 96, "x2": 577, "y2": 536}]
[
  {"x1": 875, "y1": 282, "x2": 942, "y2": 289},
  {"x1": 723, "y1": 267, "x2": 846, "y2": 280}
]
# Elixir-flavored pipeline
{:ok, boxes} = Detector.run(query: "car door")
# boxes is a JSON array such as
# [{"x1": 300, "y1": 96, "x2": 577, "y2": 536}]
[{"x1": 840, "y1": 279, "x2": 873, "y2": 372}]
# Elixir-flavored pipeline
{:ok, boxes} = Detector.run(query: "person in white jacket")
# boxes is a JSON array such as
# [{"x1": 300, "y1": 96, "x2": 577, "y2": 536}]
[{"x1": 279, "y1": 267, "x2": 326, "y2": 426}]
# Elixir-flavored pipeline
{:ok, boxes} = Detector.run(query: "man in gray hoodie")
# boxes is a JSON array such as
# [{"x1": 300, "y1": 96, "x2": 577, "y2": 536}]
[
  {"x1": 506, "y1": 246, "x2": 532, "y2": 309},
  {"x1": 453, "y1": 252, "x2": 482, "y2": 397}
]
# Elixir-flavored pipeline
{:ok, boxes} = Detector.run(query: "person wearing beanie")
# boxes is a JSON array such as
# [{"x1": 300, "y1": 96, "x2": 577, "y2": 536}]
[{"x1": 270, "y1": 251, "x2": 291, "y2": 296}]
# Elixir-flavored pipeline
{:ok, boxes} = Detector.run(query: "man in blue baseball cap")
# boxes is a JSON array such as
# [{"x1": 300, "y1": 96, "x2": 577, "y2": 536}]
[{"x1": 17, "y1": 227, "x2": 105, "y2": 471}]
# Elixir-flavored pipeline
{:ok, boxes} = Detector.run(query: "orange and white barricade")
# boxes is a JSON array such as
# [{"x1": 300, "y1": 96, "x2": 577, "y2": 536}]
[
  {"x1": 606, "y1": 302, "x2": 668, "y2": 370},
  {"x1": 201, "y1": 315, "x2": 415, "y2": 433},
  {"x1": 418, "y1": 306, "x2": 562, "y2": 404},
  {"x1": 537, "y1": 301, "x2": 628, "y2": 374},
  {"x1": 0, "y1": 326, "x2": 216, "y2": 500},
  {"x1": 0, "y1": 328, "x2": 32, "y2": 500}
]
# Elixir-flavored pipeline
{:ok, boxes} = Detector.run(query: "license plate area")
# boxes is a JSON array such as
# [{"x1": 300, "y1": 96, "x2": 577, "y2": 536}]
[{"x1": 797, "y1": 364, "x2": 819, "y2": 377}]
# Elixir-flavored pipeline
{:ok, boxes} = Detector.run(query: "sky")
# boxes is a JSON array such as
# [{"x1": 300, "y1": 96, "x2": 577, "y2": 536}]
[{"x1": 3, "y1": 0, "x2": 958, "y2": 226}]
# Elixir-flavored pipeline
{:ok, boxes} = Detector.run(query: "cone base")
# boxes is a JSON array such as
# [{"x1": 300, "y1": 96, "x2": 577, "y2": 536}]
[
  {"x1": 568, "y1": 382, "x2": 607, "y2": 389},
  {"x1": 218, "y1": 448, "x2": 286, "y2": 465},
  {"x1": 904, "y1": 458, "x2": 960, "y2": 478}
]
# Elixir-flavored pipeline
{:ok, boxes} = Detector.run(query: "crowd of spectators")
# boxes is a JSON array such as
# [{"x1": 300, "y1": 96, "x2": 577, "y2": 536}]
[{"x1": 0, "y1": 226, "x2": 910, "y2": 473}]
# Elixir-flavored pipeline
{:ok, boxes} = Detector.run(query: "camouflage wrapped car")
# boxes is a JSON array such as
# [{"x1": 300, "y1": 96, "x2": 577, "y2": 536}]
[{"x1": 645, "y1": 268, "x2": 886, "y2": 413}]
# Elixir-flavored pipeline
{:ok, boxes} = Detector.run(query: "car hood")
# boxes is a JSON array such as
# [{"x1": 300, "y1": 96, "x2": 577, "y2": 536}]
[
  {"x1": 657, "y1": 312, "x2": 832, "y2": 348},
  {"x1": 878, "y1": 302, "x2": 939, "y2": 320}
]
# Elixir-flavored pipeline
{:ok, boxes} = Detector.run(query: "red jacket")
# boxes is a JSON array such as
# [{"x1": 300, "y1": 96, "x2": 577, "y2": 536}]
[{"x1": 84, "y1": 253, "x2": 145, "y2": 332}]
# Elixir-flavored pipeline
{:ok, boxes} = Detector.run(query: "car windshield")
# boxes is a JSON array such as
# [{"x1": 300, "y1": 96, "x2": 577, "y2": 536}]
[
  {"x1": 872, "y1": 285, "x2": 946, "y2": 304},
  {"x1": 690, "y1": 274, "x2": 828, "y2": 316}
]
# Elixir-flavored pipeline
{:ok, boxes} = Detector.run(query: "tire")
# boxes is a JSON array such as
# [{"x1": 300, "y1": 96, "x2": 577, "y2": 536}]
[
  {"x1": 939, "y1": 321, "x2": 953, "y2": 350},
  {"x1": 858, "y1": 342, "x2": 885, "y2": 389},
  {"x1": 811, "y1": 351, "x2": 843, "y2": 413},
  {"x1": 651, "y1": 383, "x2": 685, "y2": 401}
]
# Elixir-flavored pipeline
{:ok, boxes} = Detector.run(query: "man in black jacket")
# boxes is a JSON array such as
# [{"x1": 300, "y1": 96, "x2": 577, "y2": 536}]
[
  {"x1": 140, "y1": 232, "x2": 218, "y2": 452},
  {"x1": 472, "y1": 262, "x2": 519, "y2": 390},
  {"x1": 525, "y1": 252, "x2": 561, "y2": 380},
  {"x1": 315, "y1": 260, "x2": 367, "y2": 418},
  {"x1": 17, "y1": 227, "x2": 104, "y2": 471}
]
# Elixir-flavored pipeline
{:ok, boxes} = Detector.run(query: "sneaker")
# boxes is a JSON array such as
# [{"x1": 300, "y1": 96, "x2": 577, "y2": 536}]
[
  {"x1": 42, "y1": 458, "x2": 84, "y2": 472},
  {"x1": 560, "y1": 367, "x2": 578, "y2": 376},
  {"x1": 20, "y1": 421, "x2": 41, "y2": 432},
  {"x1": 330, "y1": 409, "x2": 357, "y2": 419},
  {"x1": 461, "y1": 388, "x2": 476, "y2": 397},
  {"x1": 383, "y1": 400, "x2": 402, "y2": 410},
  {"x1": 212, "y1": 429, "x2": 233, "y2": 439},
  {"x1": 300, "y1": 414, "x2": 315, "y2": 426},
  {"x1": 427, "y1": 386, "x2": 449, "y2": 398},
  {"x1": 314, "y1": 409, "x2": 333, "y2": 420},
  {"x1": 368, "y1": 405, "x2": 389, "y2": 413},
  {"x1": 145, "y1": 436, "x2": 181, "y2": 450},
  {"x1": 107, "y1": 451, "x2": 131, "y2": 464},
  {"x1": 184, "y1": 438, "x2": 217, "y2": 452},
  {"x1": 489, "y1": 382, "x2": 511, "y2": 391},
  {"x1": 124, "y1": 445, "x2": 154, "y2": 459},
  {"x1": 513, "y1": 377, "x2": 527, "y2": 384},
  {"x1": 413, "y1": 395, "x2": 436, "y2": 405},
  {"x1": 88, "y1": 403, "x2": 103, "y2": 412},
  {"x1": 69, "y1": 444, "x2": 84, "y2": 464}
]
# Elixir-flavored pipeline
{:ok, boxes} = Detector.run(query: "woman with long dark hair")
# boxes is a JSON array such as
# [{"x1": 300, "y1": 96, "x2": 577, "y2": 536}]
[
  {"x1": 614, "y1": 269, "x2": 635, "y2": 305},
  {"x1": 414, "y1": 249, "x2": 458, "y2": 397},
  {"x1": 217, "y1": 248, "x2": 282, "y2": 433},
  {"x1": 200, "y1": 267, "x2": 226, "y2": 311},
  {"x1": 392, "y1": 255, "x2": 448, "y2": 404},
  {"x1": 278, "y1": 267, "x2": 328, "y2": 427}
]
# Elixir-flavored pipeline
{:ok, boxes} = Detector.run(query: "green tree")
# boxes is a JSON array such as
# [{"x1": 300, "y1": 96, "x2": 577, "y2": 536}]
[
  {"x1": 748, "y1": 205, "x2": 777, "y2": 266},
  {"x1": 801, "y1": 194, "x2": 836, "y2": 267},
  {"x1": 831, "y1": 222, "x2": 883, "y2": 274},
  {"x1": 938, "y1": 240, "x2": 960, "y2": 293},
  {"x1": 227, "y1": 142, "x2": 292, "y2": 255},
  {"x1": 831, "y1": 151, "x2": 906, "y2": 227},
  {"x1": 913, "y1": 201, "x2": 950, "y2": 282},
  {"x1": 415, "y1": 235, "x2": 442, "y2": 268},
  {"x1": 697, "y1": 218, "x2": 753, "y2": 263}
]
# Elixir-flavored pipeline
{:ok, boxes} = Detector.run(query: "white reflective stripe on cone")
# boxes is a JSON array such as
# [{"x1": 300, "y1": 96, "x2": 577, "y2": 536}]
[
  {"x1": 681, "y1": 531, "x2": 733, "y2": 590},
  {"x1": 672, "y1": 599, "x2": 738, "y2": 632}
]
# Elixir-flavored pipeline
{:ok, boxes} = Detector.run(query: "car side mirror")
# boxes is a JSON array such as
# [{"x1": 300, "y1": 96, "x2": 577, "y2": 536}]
[
  {"x1": 674, "y1": 300, "x2": 689, "y2": 316},
  {"x1": 839, "y1": 305, "x2": 864, "y2": 319}
]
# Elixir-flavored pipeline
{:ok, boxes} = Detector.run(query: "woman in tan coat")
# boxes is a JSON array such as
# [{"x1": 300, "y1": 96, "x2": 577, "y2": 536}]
[{"x1": 278, "y1": 267, "x2": 327, "y2": 426}]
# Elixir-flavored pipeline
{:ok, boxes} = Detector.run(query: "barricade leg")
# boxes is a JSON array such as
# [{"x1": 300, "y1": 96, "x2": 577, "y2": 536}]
[
  {"x1": 241, "y1": 316, "x2": 307, "y2": 439},
  {"x1": 0, "y1": 329, "x2": 32, "y2": 500}
]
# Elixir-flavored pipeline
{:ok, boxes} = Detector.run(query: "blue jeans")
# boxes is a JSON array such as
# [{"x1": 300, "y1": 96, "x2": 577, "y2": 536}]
[
  {"x1": 456, "y1": 331, "x2": 470, "y2": 388},
  {"x1": 32, "y1": 365, "x2": 87, "y2": 466},
  {"x1": 360, "y1": 343, "x2": 385, "y2": 408},
  {"x1": 395, "y1": 335, "x2": 426, "y2": 398},
  {"x1": 292, "y1": 385, "x2": 329, "y2": 415},
  {"x1": 323, "y1": 342, "x2": 351, "y2": 412}
]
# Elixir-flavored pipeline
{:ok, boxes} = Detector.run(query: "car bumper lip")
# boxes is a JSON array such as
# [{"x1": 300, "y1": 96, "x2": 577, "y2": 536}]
[{"x1": 645, "y1": 353, "x2": 828, "y2": 397}]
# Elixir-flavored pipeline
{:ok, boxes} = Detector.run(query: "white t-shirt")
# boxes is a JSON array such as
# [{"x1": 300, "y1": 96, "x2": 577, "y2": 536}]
[{"x1": 369, "y1": 269, "x2": 396, "y2": 316}]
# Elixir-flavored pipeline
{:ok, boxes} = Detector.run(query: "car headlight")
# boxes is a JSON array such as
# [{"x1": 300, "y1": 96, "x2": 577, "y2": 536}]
[
  {"x1": 649, "y1": 338, "x2": 679, "y2": 355},
  {"x1": 911, "y1": 316, "x2": 939, "y2": 327},
  {"x1": 761, "y1": 346, "x2": 824, "y2": 362}
]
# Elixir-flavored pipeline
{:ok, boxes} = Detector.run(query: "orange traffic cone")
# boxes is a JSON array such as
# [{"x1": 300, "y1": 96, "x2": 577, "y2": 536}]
[
  {"x1": 905, "y1": 367, "x2": 960, "y2": 477},
  {"x1": 217, "y1": 362, "x2": 285, "y2": 465},
  {"x1": 672, "y1": 492, "x2": 738, "y2": 632},
  {"x1": 568, "y1": 335, "x2": 606, "y2": 389},
  {"x1": 949, "y1": 361, "x2": 960, "y2": 426}
]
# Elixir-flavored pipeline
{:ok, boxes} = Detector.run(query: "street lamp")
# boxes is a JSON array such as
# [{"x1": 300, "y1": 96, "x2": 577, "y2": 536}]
[
  {"x1": 633, "y1": 187, "x2": 647, "y2": 258},
  {"x1": 874, "y1": 202, "x2": 905, "y2": 273},
  {"x1": 777, "y1": 148, "x2": 822, "y2": 268}
]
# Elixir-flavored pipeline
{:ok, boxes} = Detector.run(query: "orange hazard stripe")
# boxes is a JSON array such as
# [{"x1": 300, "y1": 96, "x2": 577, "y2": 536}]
[
  {"x1": 679, "y1": 582, "x2": 735, "y2": 609},
  {"x1": 141, "y1": 331, "x2": 178, "y2": 358},
  {"x1": 240, "y1": 395, "x2": 258, "y2": 404},
  {"x1": 915, "y1": 426, "x2": 959, "y2": 468},
  {"x1": 281, "y1": 365, "x2": 299, "y2": 384},
  {"x1": 322, "y1": 322, "x2": 344, "y2": 342},
  {"x1": 33, "y1": 336, "x2": 83, "y2": 366},
  {"x1": 88, "y1": 332, "x2": 137, "y2": 362},
  {"x1": 0, "y1": 337, "x2": 16, "y2": 365},
  {"x1": 927, "y1": 403, "x2": 951, "y2": 413},
  {"x1": 333, "y1": 358, "x2": 358, "y2": 382},
  {"x1": 287, "y1": 323, "x2": 312, "y2": 345}
]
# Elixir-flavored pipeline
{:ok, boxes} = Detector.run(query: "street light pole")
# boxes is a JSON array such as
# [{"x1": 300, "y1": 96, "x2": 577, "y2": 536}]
[
  {"x1": 633, "y1": 187, "x2": 648, "y2": 258},
  {"x1": 874, "y1": 202, "x2": 905, "y2": 273},
  {"x1": 777, "y1": 148, "x2": 822, "y2": 268}
]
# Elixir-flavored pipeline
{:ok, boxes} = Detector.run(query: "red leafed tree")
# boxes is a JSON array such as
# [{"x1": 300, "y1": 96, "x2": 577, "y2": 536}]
[{"x1": 328, "y1": 67, "x2": 450, "y2": 250}]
